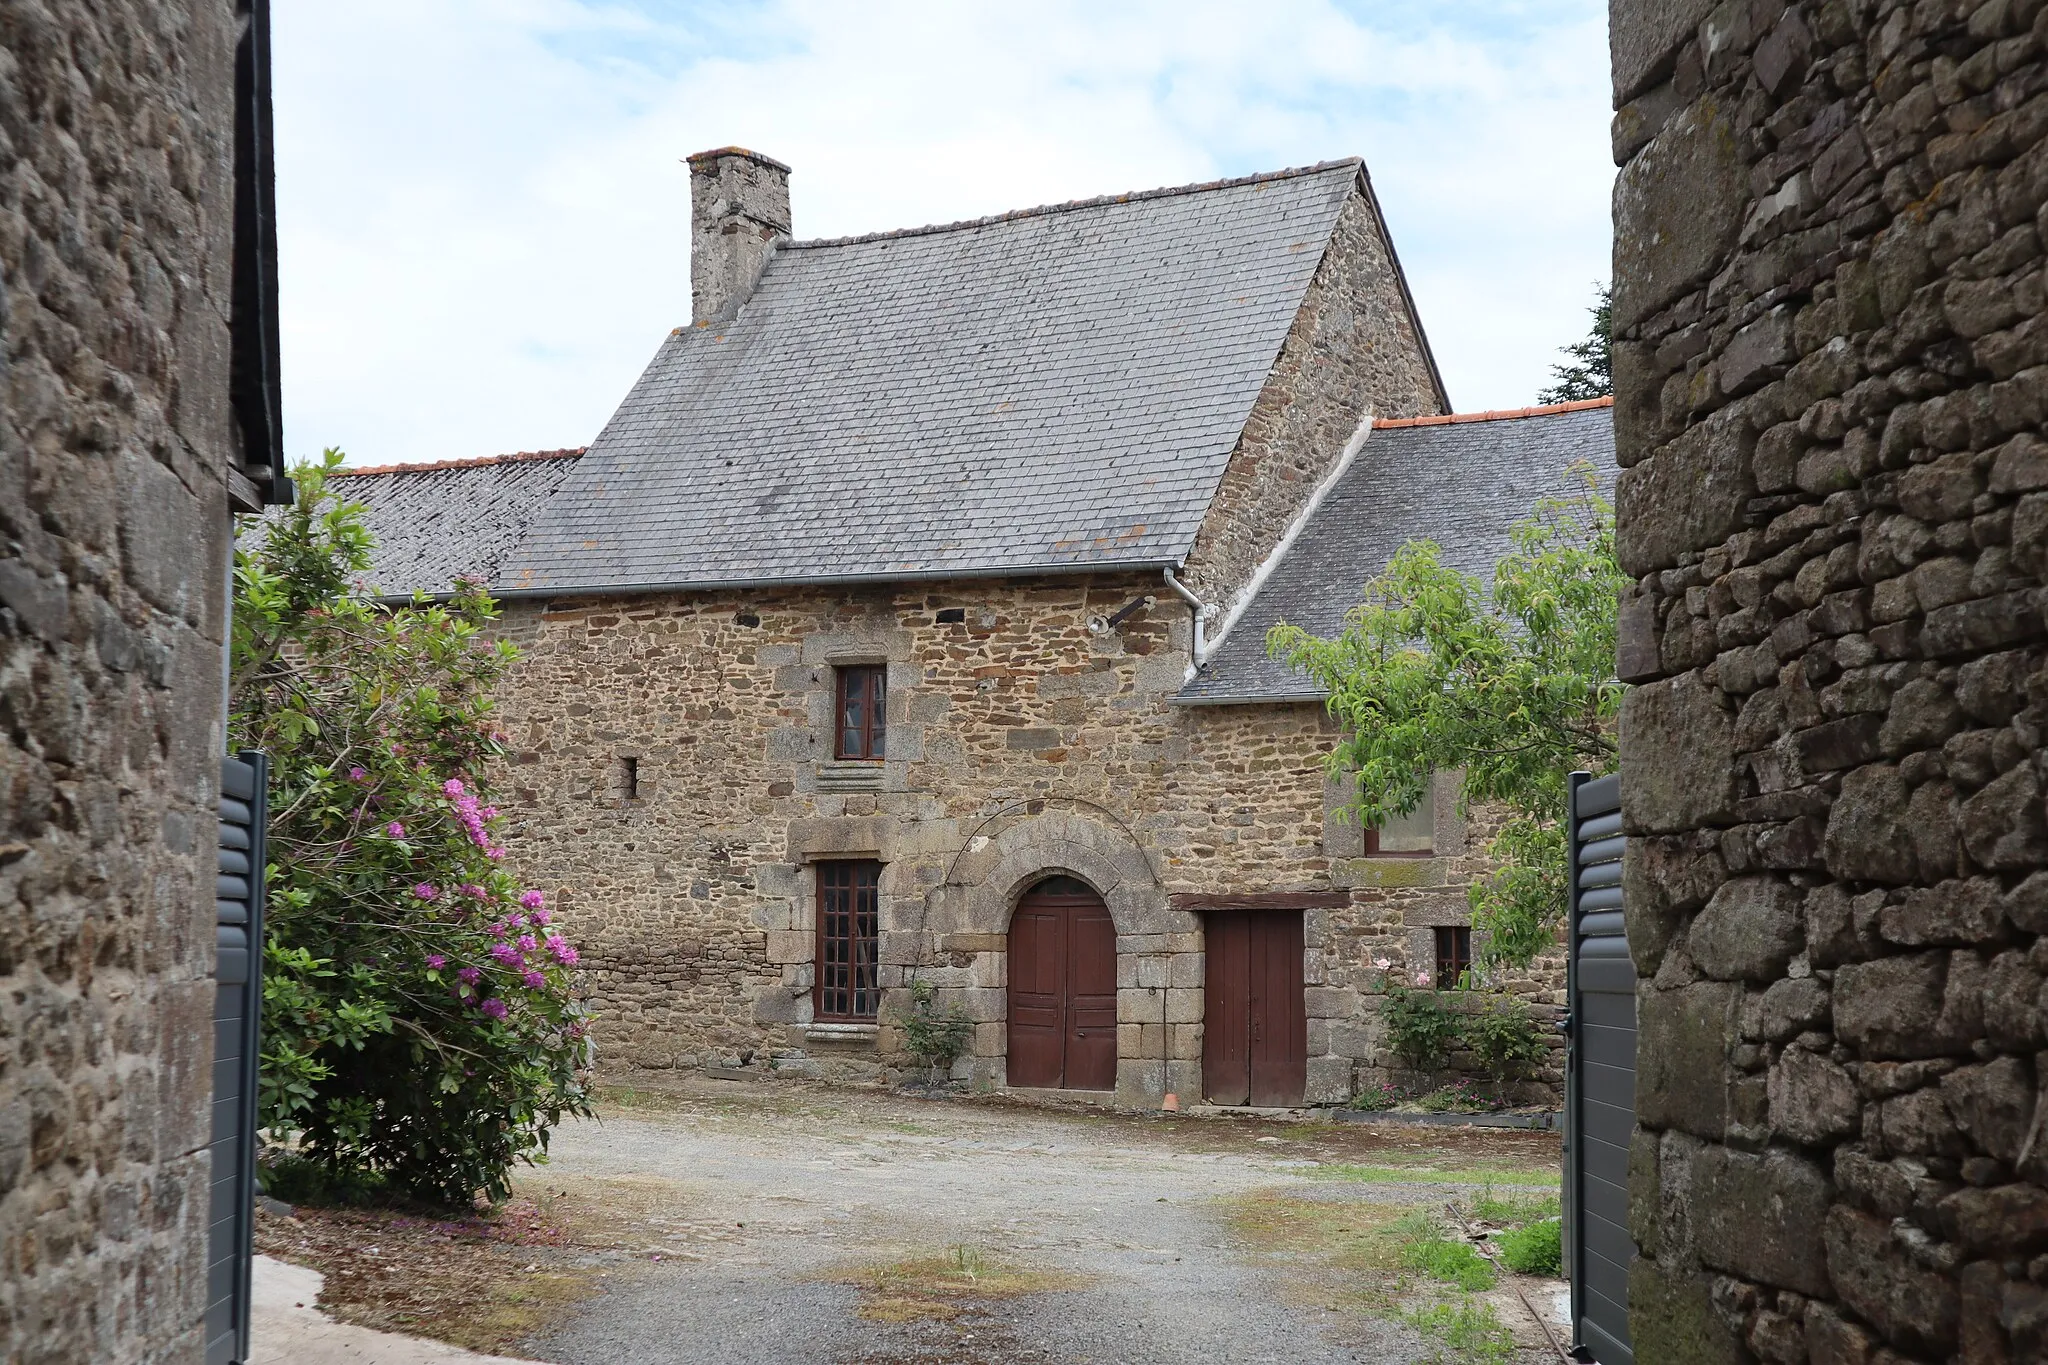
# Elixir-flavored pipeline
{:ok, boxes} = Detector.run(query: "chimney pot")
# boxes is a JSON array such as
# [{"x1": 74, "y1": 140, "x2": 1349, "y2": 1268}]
[{"x1": 686, "y1": 147, "x2": 791, "y2": 325}]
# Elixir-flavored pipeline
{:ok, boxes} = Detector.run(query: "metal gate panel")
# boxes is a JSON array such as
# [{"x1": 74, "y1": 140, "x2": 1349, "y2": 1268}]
[
  {"x1": 208, "y1": 752, "x2": 267, "y2": 1365},
  {"x1": 1564, "y1": 770, "x2": 1635, "y2": 1365}
]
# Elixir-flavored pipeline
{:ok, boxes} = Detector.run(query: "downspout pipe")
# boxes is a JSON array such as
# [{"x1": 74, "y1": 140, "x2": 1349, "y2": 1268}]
[{"x1": 1162, "y1": 567, "x2": 1206, "y2": 670}]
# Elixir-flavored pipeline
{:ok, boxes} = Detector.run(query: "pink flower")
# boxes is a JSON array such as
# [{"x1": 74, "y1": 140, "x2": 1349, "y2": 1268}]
[
  {"x1": 457, "y1": 966, "x2": 482, "y2": 984},
  {"x1": 460, "y1": 884, "x2": 487, "y2": 900},
  {"x1": 480, "y1": 998, "x2": 509, "y2": 1020},
  {"x1": 413, "y1": 883, "x2": 439, "y2": 900},
  {"x1": 486, "y1": 847, "x2": 505, "y2": 860},
  {"x1": 385, "y1": 821, "x2": 405, "y2": 839},
  {"x1": 481, "y1": 806, "x2": 498, "y2": 820},
  {"x1": 490, "y1": 943, "x2": 522, "y2": 967},
  {"x1": 522, "y1": 969, "x2": 546, "y2": 989},
  {"x1": 546, "y1": 935, "x2": 578, "y2": 966},
  {"x1": 531, "y1": 908, "x2": 551, "y2": 926},
  {"x1": 519, "y1": 890, "x2": 545, "y2": 911},
  {"x1": 489, "y1": 920, "x2": 508, "y2": 939},
  {"x1": 442, "y1": 778, "x2": 466, "y2": 796},
  {"x1": 1374, "y1": 957, "x2": 1392, "y2": 971},
  {"x1": 348, "y1": 766, "x2": 367, "y2": 782},
  {"x1": 517, "y1": 933, "x2": 538, "y2": 952},
  {"x1": 426, "y1": 954, "x2": 446, "y2": 969},
  {"x1": 1415, "y1": 971, "x2": 1431, "y2": 986}
]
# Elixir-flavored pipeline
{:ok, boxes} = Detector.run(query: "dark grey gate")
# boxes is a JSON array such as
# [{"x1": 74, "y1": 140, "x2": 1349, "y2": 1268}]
[
  {"x1": 1563, "y1": 770, "x2": 1634, "y2": 1364},
  {"x1": 208, "y1": 752, "x2": 268, "y2": 1365}
]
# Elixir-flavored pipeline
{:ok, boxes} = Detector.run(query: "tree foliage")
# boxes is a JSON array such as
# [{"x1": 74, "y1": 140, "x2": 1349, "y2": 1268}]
[
  {"x1": 232, "y1": 451, "x2": 592, "y2": 1206},
  {"x1": 1538, "y1": 283, "x2": 1612, "y2": 404},
  {"x1": 1268, "y1": 478, "x2": 1625, "y2": 965}
]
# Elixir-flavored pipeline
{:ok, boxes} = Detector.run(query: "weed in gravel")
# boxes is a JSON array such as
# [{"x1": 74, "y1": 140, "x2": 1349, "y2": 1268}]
[
  {"x1": 1496, "y1": 1217, "x2": 1564, "y2": 1276},
  {"x1": 1310, "y1": 1162, "x2": 1556, "y2": 1188},
  {"x1": 835, "y1": 1245, "x2": 1089, "y2": 1323},
  {"x1": 1400, "y1": 1296, "x2": 1517, "y2": 1364},
  {"x1": 1393, "y1": 1213, "x2": 1497, "y2": 1292},
  {"x1": 1470, "y1": 1186, "x2": 1560, "y2": 1225}
]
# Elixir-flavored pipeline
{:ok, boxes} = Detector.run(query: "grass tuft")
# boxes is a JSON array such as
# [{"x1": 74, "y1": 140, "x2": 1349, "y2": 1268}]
[{"x1": 1496, "y1": 1216, "x2": 1564, "y2": 1276}]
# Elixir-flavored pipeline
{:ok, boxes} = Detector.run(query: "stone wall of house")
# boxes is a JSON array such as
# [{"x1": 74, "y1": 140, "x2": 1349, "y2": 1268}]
[
  {"x1": 1181, "y1": 173, "x2": 1448, "y2": 620},
  {"x1": 494, "y1": 575, "x2": 1563, "y2": 1108},
  {"x1": 1611, "y1": 1, "x2": 2048, "y2": 1359},
  {"x1": 1, "y1": 3, "x2": 240, "y2": 1361}
]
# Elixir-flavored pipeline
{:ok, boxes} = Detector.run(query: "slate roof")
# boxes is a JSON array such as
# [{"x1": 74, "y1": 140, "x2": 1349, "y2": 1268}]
[
  {"x1": 329, "y1": 450, "x2": 584, "y2": 599},
  {"x1": 1176, "y1": 400, "x2": 1617, "y2": 705},
  {"x1": 496, "y1": 160, "x2": 1382, "y2": 595}
]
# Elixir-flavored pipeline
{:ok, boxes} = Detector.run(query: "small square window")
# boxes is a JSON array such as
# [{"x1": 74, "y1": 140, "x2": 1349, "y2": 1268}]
[
  {"x1": 1365, "y1": 791, "x2": 1434, "y2": 856},
  {"x1": 816, "y1": 860, "x2": 881, "y2": 1021},
  {"x1": 834, "y1": 665, "x2": 887, "y2": 760},
  {"x1": 1433, "y1": 926, "x2": 1472, "y2": 990}
]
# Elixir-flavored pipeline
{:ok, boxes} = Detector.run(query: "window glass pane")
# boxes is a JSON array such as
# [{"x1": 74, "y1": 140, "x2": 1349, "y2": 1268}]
[
  {"x1": 1372, "y1": 780, "x2": 1435, "y2": 854},
  {"x1": 817, "y1": 859, "x2": 881, "y2": 1019}
]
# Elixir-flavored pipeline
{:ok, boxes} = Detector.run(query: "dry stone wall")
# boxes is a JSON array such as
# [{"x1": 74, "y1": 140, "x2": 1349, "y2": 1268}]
[
  {"x1": 492, "y1": 577, "x2": 1562, "y2": 1107},
  {"x1": 1611, "y1": 0, "x2": 2048, "y2": 1359},
  {"x1": 1, "y1": 3, "x2": 240, "y2": 1361}
]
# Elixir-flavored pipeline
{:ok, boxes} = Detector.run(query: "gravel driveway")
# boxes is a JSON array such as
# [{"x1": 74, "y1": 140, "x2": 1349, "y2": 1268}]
[{"x1": 511, "y1": 1077, "x2": 1564, "y2": 1365}]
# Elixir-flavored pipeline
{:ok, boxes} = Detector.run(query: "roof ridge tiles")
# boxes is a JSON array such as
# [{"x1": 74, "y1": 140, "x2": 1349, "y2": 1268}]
[
  {"x1": 332, "y1": 448, "x2": 588, "y2": 479},
  {"x1": 1373, "y1": 396, "x2": 1613, "y2": 430},
  {"x1": 782, "y1": 158, "x2": 1363, "y2": 251}
]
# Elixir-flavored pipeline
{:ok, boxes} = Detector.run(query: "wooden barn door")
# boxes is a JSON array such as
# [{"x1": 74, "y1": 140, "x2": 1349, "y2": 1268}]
[
  {"x1": 1203, "y1": 909, "x2": 1306, "y2": 1107},
  {"x1": 1006, "y1": 877, "x2": 1117, "y2": 1091}
]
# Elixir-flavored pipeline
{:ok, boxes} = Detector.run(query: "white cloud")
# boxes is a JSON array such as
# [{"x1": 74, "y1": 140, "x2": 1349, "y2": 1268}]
[{"x1": 273, "y1": 0, "x2": 1612, "y2": 466}]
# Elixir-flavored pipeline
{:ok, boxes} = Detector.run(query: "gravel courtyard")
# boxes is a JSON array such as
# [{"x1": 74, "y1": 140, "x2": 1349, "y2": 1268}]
[{"x1": 486, "y1": 1077, "x2": 1567, "y2": 1365}]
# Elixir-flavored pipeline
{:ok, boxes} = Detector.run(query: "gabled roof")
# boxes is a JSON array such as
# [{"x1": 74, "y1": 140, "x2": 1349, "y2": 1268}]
[
  {"x1": 330, "y1": 449, "x2": 583, "y2": 599},
  {"x1": 496, "y1": 160, "x2": 1379, "y2": 596},
  {"x1": 1175, "y1": 399, "x2": 1617, "y2": 705}
]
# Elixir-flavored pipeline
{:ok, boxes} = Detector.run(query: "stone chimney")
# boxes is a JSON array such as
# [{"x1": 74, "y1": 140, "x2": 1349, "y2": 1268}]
[{"x1": 686, "y1": 147, "x2": 791, "y2": 325}]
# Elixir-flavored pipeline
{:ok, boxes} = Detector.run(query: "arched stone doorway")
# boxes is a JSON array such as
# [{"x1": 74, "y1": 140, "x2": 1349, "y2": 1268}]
[{"x1": 1005, "y1": 875, "x2": 1117, "y2": 1091}]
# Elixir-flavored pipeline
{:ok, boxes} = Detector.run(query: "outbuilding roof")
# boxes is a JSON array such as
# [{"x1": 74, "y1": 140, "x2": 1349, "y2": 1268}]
[
  {"x1": 329, "y1": 449, "x2": 583, "y2": 599},
  {"x1": 1175, "y1": 399, "x2": 1617, "y2": 705},
  {"x1": 495, "y1": 160, "x2": 1388, "y2": 595}
]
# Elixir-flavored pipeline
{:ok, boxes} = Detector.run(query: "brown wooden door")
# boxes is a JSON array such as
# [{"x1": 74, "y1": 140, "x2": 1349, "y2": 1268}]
[
  {"x1": 1006, "y1": 877, "x2": 1118, "y2": 1091},
  {"x1": 1203, "y1": 909, "x2": 1306, "y2": 1107}
]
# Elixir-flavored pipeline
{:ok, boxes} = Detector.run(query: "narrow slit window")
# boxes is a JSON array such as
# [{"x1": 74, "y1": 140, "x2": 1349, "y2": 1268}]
[
  {"x1": 815, "y1": 860, "x2": 881, "y2": 1021},
  {"x1": 1433, "y1": 926, "x2": 1472, "y2": 990},
  {"x1": 834, "y1": 665, "x2": 887, "y2": 760},
  {"x1": 621, "y1": 756, "x2": 639, "y2": 802}
]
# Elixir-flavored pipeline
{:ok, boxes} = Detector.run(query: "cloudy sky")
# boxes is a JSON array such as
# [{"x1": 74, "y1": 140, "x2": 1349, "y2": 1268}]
[{"x1": 273, "y1": 1, "x2": 1613, "y2": 468}]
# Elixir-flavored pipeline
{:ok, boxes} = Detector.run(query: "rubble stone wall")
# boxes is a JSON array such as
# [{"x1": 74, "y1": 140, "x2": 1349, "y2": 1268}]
[
  {"x1": 1181, "y1": 172, "x2": 1447, "y2": 619},
  {"x1": 0, "y1": 3, "x2": 240, "y2": 1361},
  {"x1": 1611, "y1": 0, "x2": 2048, "y2": 1358},
  {"x1": 494, "y1": 578, "x2": 1563, "y2": 1107}
]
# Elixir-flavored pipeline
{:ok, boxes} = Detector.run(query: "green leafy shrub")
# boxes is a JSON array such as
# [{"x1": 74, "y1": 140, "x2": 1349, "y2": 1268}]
[
  {"x1": 1497, "y1": 1216, "x2": 1564, "y2": 1276},
  {"x1": 235, "y1": 453, "x2": 593, "y2": 1207},
  {"x1": 1411, "y1": 1081, "x2": 1490, "y2": 1113},
  {"x1": 1464, "y1": 994, "x2": 1549, "y2": 1082},
  {"x1": 1347, "y1": 1080, "x2": 1407, "y2": 1111},
  {"x1": 1380, "y1": 984, "x2": 1462, "y2": 1072},
  {"x1": 899, "y1": 979, "x2": 973, "y2": 1078}
]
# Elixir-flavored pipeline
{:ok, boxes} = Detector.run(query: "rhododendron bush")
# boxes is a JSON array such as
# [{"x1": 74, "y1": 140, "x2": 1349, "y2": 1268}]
[{"x1": 232, "y1": 452, "x2": 591, "y2": 1205}]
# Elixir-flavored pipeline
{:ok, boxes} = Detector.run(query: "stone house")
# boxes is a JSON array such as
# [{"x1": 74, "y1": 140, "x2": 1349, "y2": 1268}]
[
  {"x1": 2, "y1": 2, "x2": 290, "y2": 1362},
  {"x1": 342, "y1": 149, "x2": 1611, "y2": 1109}
]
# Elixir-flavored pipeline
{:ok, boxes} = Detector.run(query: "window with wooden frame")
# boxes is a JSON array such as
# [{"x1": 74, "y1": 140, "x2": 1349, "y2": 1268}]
[
  {"x1": 834, "y1": 665, "x2": 887, "y2": 760},
  {"x1": 1433, "y1": 926, "x2": 1473, "y2": 990},
  {"x1": 1364, "y1": 792, "x2": 1435, "y2": 857},
  {"x1": 815, "y1": 860, "x2": 881, "y2": 1021}
]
